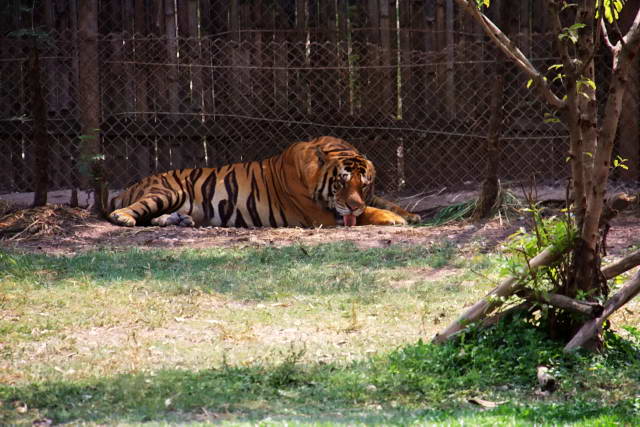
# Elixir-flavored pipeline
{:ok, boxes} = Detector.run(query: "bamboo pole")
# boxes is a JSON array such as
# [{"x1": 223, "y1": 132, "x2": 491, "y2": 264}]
[
  {"x1": 602, "y1": 250, "x2": 640, "y2": 280},
  {"x1": 565, "y1": 269, "x2": 640, "y2": 352}
]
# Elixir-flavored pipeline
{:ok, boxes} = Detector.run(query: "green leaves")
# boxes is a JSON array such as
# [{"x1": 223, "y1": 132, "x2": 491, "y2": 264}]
[
  {"x1": 613, "y1": 155, "x2": 629, "y2": 170},
  {"x1": 544, "y1": 112, "x2": 561, "y2": 124},
  {"x1": 558, "y1": 23, "x2": 586, "y2": 44},
  {"x1": 597, "y1": 0, "x2": 626, "y2": 24},
  {"x1": 475, "y1": 0, "x2": 491, "y2": 9}
]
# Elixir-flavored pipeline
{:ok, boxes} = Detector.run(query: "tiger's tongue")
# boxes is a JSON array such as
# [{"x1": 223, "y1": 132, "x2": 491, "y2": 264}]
[{"x1": 343, "y1": 214, "x2": 357, "y2": 227}]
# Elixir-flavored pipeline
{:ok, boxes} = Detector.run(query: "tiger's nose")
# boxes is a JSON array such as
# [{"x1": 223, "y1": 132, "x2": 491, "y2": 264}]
[{"x1": 346, "y1": 200, "x2": 363, "y2": 212}]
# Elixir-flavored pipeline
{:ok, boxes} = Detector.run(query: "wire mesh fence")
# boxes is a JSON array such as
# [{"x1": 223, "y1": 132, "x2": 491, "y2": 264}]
[{"x1": 0, "y1": 29, "x2": 638, "y2": 200}]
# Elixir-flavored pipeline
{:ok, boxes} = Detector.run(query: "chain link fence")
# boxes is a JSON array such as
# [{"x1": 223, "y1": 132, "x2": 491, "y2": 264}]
[{"x1": 0, "y1": 30, "x2": 638, "y2": 200}]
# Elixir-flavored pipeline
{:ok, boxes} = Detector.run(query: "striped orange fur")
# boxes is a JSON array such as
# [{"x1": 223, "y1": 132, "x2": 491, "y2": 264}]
[{"x1": 107, "y1": 136, "x2": 421, "y2": 228}]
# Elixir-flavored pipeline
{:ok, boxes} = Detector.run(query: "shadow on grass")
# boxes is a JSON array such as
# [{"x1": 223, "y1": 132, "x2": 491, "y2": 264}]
[
  {"x1": 1, "y1": 359, "x2": 637, "y2": 426},
  {"x1": 2, "y1": 312, "x2": 640, "y2": 425},
  {"x1": 1, "y1": 242, "x2": 455, "y2": 301}
]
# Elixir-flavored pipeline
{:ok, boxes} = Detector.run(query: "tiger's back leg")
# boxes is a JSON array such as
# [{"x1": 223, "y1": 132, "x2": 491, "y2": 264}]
[
  {"x1": 108, "y1": 187, "x2": 186, "y2": 227},
  {"x1": 369, "y1": 195, "x2": 421, "y2": 224}
]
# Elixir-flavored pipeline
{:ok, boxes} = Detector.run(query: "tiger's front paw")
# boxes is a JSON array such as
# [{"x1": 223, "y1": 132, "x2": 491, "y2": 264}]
[
  {"x1": 358, "y1": 207, "x2": 408, "y2": 226},
  {"x1": 109, "y1": 210, "x2": 136, "y2": 227},
  {"x1": 376, "y1": 214, "x2": 408, "y2": 226}
]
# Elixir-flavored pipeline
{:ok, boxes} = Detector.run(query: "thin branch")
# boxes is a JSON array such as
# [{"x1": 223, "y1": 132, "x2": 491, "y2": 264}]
[
  {"x1": 600, "y1": 18, "x2": 616, "y2": 52},
  {"x1": 454, "y1": 0, "x2": 566, "y2": 109},
  {"x1": 600, "y1": 17, "x2": 616, "y2": 52},
  {"x1": 622, "y1": 7, "x2": 640, "y2": 46},
  {"x1": 546, "y1": 0, "x2": 576, "y2": 78}
]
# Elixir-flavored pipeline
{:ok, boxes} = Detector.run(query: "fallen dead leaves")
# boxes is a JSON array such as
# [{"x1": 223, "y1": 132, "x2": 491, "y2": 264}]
[{"x1": 0, "y1": 205, "x2": 90, "y2": 240}]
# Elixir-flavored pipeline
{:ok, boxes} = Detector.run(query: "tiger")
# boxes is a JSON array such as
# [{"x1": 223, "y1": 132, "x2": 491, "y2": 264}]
[{"x1": 107, "y1": 136, "x2": 421, "y2": 228}]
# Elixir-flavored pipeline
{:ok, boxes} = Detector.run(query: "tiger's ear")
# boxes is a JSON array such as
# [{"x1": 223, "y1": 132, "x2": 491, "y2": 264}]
[
  {"x1": 315, "y1": 147, "x2": 326, "y2": 167},
  {"x1": 367, "y1": 159, "x2": 376, "y2": 178}
]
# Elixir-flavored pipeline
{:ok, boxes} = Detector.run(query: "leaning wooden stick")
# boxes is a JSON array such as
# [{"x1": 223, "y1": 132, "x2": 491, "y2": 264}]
[
  {"x1": 602, "y1": 249, "x2": 640, "y2": 280},
  {"x1": 433, "y1": 246, "x2": 566, "y2": 344},
  {"x1": 564, "y1": 269, "x2": 640, "y2": 352},
  {"x1": 517, "y1": 289, "x2": 603, "y2": 318}
]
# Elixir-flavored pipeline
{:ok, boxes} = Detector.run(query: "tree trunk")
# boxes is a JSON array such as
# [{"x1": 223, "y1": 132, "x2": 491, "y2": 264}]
[
  {"x1": 78, "y1": 0, "x2": 106, "y2": 214},
  {"x1": 451, "y1": 0, "x2": 640, "y2": 351},
  {"x1": 566, "y1": 4, "x2": 640, "y2": 345},
  {"x1": 30, "y1": 37, "x2": 49, "y2": 207},
  {"x1": 472, "y1": 0, "x2": 510, "y2": 221}
]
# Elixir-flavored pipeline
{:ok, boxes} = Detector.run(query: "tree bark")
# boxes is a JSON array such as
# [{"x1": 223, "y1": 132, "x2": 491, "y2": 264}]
[{"x1": 570, "y1": 5, "x2": 640, "y2": 312}]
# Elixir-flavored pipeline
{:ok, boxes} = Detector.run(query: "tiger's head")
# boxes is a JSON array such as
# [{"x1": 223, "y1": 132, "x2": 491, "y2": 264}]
[{"x1": 312, "y1": 146, "x2": 375, "y2": 226}]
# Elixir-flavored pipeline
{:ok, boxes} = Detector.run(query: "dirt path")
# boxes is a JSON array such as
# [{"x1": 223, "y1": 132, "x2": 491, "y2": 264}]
[{"x1": 1, "y1": 205, "x2": 638, "y2": 257}]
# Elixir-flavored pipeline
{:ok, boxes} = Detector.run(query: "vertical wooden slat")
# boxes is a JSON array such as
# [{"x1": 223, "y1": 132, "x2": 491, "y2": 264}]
[
  {"x1": 0, "y1": 41, "x2": 13, "y2": 121},
  {"x1": 532, "y1": 0, "x2": 547, "y2": 34},
  {"x1": 177, "y1": 0, "x2": 190, "y2": 36},
  {"x1": 337, "y1": 0, "x2": 350, "y2": 114},
  {"x1": 379, "y1": 0, "x2": 394, "y2": 118},
  {"x1": 407, "y1": 0, "x2": 429, "y2": 123},
  {"x1": 367, "y1": 0, "x2": 380, "y2": 44},
  {"x1": 201, "y1": 37, "x2": 215, "y2": 116},
  {"x1": 445, "y1": 0, "x2": 455, "y2": 117},
  {"x1": 252, "y1": 1, "x2": 268, "y2": 116},
  {"x1": 162, "y1": 0, "x2": 179, "y2": 172},
  {"x1": 189, "y1": 0, "x2": 203, "y2": 115},
  {"x1": 123, "y1": 0, "x2": 135, "y2": 116},
  {"x1": 356, "y1": 0, "x2": 376, "y2": 117},
  {"x1": 399, "y1": 0, "x2": 413, "y2": 121},
  {"x1": 177, "y1": 0, "x2": 193, "y2": 113},
  {"x1": 230, "y1": 0, "x2": 239, "y2": 41},
  {"x1": 156, "y1": 138, "x2": 172, "y2": 172},
  {"x1": 164, "y1": 0, "x2": 179, "y2": 115},
  {"x1": 273, "y1": 5, "x2": 290, "y2": 117},
  {"x1": 18, "y1": 139, "x2": 34, "y2": 192},
  {"x1": 309, "y1": 0, "x2": 338, "y2": 120},
  {"x1": 519, "y1": 0, "x2": 531, "y2": 57},
  {"x1": 133, "y1": 0, "x2": 149, "y2": 120},
  {"x1": 0, "y1": 139, "x2": 15, "y2": 192},
  {"x1": 0, "y1": 32, "x2": 21, "y2": 191}
]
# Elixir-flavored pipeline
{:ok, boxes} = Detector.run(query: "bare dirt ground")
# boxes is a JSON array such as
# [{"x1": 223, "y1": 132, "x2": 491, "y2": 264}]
[{"x1": 1, "y1": 193, "x2": 639, "y2": 257}]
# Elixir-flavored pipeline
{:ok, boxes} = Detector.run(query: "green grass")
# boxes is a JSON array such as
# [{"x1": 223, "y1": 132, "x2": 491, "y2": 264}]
[{"x1": 1, "y1": 242, "x2": 640, "y2": 425}]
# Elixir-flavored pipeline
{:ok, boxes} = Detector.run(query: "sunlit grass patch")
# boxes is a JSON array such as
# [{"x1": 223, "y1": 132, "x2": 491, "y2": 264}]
[
  {"x1": 2, "y1": 241, "x2": 640, "y2": 425},
  {"x1": 0, "y1": 242, "x2": 467, "y2": 382}
]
